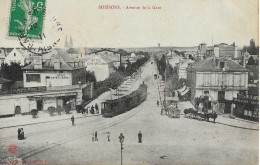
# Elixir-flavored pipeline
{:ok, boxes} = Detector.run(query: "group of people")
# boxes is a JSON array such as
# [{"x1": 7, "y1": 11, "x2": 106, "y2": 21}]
[
  {"x1": 90, "y1": 131, "x2": 143, "y2": 143},
  {"x1": 83, "y1": 103, "x2": 99, "y2": 115}
]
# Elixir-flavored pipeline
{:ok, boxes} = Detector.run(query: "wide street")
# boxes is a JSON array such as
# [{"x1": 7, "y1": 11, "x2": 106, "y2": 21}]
[{"x1": 0, "y1": 58, "x2": 258, "y2": 165}]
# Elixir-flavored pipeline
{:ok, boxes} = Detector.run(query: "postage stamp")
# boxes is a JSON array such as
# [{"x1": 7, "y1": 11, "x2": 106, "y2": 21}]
[{"x1": 8, "y1": 0, "x2": 46, "y2": 40}]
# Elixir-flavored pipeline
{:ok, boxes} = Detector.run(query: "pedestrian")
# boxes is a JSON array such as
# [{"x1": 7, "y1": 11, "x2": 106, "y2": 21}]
[
  {"x1": 108, "y1": 134, "x2": 110, "y2": 142},
  {"x1": 18, "y1": 128, "x2": 25, "y2": 140},
  {"x1": 157, "y1": 100, "x2": 159, "y2": 107},
  {"x1": 86, "y1": 106, "x2": 89, "y2": 114},
  {"x1": 17, "y1": 128, "x2": 21, "y2": 140},
  {"x1": 91, "y1": 105, "x2": 95, "y2": 114},
  {"x1": 138, "y1": 131, "x2": 142, "y2": 143},
  {"x1": 92, "y1": 133, "x2": 94, "y2": 142},
  {"x1": 71, "y1": 115, "x2": 75, "y2": 126},
  {"x1": 95, "y1": 131, "x2": 98, "y2": 141},
  {"x1": 81, "y1": 108, "x2": 84, "y2": 114},
  {"x1": 95, "y1": 103, "x2": 99, "y2": 114}
]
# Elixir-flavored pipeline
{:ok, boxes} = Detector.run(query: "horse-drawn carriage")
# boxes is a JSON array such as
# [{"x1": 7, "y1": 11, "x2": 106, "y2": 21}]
[{"x1": 184, "y1": 108, "x2": 218, "y2": 122}]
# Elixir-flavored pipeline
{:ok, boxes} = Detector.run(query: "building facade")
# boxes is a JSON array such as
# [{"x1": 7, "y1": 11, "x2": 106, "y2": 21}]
[{"x1": 187, "y1": 57, "x2": 248, "y2": 113}]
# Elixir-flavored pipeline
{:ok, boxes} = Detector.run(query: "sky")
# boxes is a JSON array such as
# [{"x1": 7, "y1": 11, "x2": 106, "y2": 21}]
[{"x1": 0, "y1": 0, "x2": 258, "y2": 48}]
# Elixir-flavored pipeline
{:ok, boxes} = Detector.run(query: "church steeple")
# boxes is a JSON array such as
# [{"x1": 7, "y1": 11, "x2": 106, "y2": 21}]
[
  {"x1": 65, "y1": 36, "x2": 69, "y2": 48},
  {"x1": 69, "y1": 35, "x2": 73, "y2": 48}
]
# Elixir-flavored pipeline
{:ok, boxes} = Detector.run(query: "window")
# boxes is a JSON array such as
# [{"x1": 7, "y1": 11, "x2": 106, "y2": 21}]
[
  {"x1": 203, "y1": 74, "x2": 210, "y2": 86},
  {"x1": 204, "y1": 91, "x2": 209, "y2": 94},
  {"x1": 220, "y1": 62, "x2": 225, "y2": 69},
  {"x1": 234, "y1": 74, "x2": 240, "y2": 86},
  {"x1": 26, "y1": 74, "x2": 41, "y2": 82},
  {"x1": 218, "y1": 91, "x2": 225, "y2": 100},
  {"x1": 14, "y1": 53, "x2": 16, "y2": 57}
]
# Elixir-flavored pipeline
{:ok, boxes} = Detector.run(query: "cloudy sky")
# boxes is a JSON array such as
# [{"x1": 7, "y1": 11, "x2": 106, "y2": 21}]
[{"x1": 0, "y1": 0, "x2": 258, "y2": 48}]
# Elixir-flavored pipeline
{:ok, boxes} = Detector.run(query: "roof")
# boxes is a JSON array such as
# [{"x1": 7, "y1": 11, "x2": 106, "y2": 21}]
[
  {"x1": 193, "y1": 57, "x2": 248, "y2": 72},
  {"x1": 22, "y1": 49, "x2": 85, "y2": 71},
  {"x1": 88, "y1": 48, "x2": 118, "y2": 55},
  {"x1": 16, "y1": 49, "x2": 29, "y2": 58},
  {"x1": 67, "y1": 48, "x2": 78, "y2": 54},
  {"x1": 80, "y1": 54, "x2": 112, "y2": 63},
  {"x1": 3, "y1": 48, "x2": 14, "y2": 56}
]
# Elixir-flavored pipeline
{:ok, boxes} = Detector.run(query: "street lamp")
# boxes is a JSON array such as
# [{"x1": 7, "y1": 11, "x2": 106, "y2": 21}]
[{"x1": 118, "y1": 133, "x2": 124, "y2": 165}]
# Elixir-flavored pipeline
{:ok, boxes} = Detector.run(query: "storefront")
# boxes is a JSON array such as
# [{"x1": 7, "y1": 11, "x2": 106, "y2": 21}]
[
  {"x1": 28, "y1": 92, "x2": 77, "y2": 111},
  {"x1": 233, "y1": 88, "x2": 259, "y2": 121}
]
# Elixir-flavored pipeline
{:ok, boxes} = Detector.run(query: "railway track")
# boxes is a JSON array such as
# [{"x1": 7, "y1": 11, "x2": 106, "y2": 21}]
[
  {"x1": 0, "y1": 116, "x2": 103, "y2": 142},
  {"x1": 0, "y1": 101, "x2": 146, "y2": 161}
]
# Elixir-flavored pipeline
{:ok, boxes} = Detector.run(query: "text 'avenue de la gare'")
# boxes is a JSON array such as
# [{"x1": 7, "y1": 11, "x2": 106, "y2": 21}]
[{"x1": 98, "y1": 5, "x2": 161, "y2": 10}]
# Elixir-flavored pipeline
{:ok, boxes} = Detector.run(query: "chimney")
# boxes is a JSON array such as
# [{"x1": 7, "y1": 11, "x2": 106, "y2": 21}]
[
  {"x1": 243, "y1": 53, "x2": 246, "y2": 67},
  {"x1": 214, "y1": 46, "x2": 219, "y2": 58},
  {"x1": 33, "y1": 56, "x2": 42, "y2": 69},
  {"x1": 53, "y1": 57, "x2": 61, "y2": 70}
]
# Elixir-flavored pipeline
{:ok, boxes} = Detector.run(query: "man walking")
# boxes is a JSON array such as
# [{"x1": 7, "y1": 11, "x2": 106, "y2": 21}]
[
  {"x1": 71, "y1": 115, "x2": 75, "y2": 126},
  {"x1": 95, "y1": 103, "x2": 99, "y2": 114},
  {"x1": 138, "y1": 131, "x2": 142, "y2": 143},
  {"x1": 95, "y1": 131, "x2": 98, "y2": 141}
]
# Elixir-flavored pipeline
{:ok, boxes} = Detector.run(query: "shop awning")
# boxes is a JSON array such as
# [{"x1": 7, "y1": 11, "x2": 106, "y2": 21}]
[
  {"x1": 177, "y1": 85, "x2": 186, "y2": 93},
  {"x1": 180, "y1": 87, "x2": 190, "y2": 96},
  {"x1": 28, "y1": 92, "x2": 77, "y2": 99}
]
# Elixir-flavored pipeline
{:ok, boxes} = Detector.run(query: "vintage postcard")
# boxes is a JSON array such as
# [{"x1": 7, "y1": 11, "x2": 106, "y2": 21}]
[{"x1": 0, "y1": 0, "x2": 259, "y2": 165}]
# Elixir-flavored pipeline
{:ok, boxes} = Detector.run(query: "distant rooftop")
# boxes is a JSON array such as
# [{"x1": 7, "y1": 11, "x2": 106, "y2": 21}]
[{"x1": 193, "y1": 57, "x2": 248, "y2": 72}]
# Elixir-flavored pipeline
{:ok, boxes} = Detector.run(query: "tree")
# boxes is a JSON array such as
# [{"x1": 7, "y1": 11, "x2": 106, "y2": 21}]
[
  {"x1": 86, "y1": 71, "x2": 96, "y2": 83},
  {"x1": 1, "y1": 62, "x2": 24, "y2": 81},
  {"x1": 118, "y1": 49, "x2": 129, "y2": 56},
  {"x1": 247, "y1": 56, "x2": 255, "y2": 65},
  {"x1": 243, "y1": 39, "x2": 259, "y2": 55}
]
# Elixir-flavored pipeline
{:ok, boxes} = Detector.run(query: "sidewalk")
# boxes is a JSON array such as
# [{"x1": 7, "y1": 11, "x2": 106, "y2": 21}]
[
  {"x1": 0, "y1": 62, "x2": 149, "y2": 130},
  {"x1": 0, "y1": 111, "x2": 100, "y2": 129},
  {"x1": 178, "y1": 101, "x2": 259, "y2": 131},
  {"x1": 84, "y1": 61, "x2": 148, "y2": 111}
]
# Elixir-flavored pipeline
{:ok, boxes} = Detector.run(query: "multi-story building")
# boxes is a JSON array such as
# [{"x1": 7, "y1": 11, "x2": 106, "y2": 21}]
[
  {"x1": 187, "y1": 57, "x2": 248, "y2": 113},
  {"x1": 81, "y1": 49, "x2": 119, "y2": 81},
  {"x1": 82, "y1": 54, "x2": 115, "y2": 81},
  {"x1": 5, "y1": 48, "x2": 29, "y2": 65},
  {"x1": 22, "y1": 51, "x2": 86, "y2": 88}
]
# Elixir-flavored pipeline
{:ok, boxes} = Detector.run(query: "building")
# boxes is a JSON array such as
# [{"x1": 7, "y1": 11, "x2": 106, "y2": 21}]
[
  {"x1": 0, "y1": 48, "x2": 6, "y2": 64},
  {"x1": 22, "y1": 49, "x2": 86, "y2": 88},
  {"x1": 211, "y1": 43, "x2": 243, "y2": 60},
  {"x1": 0, "y1": 49, "x2": 90, "y2": 117},
  {"x1": 197, "y1": 43, "x2": 207, "y2": 60},
  {"x1": 178, "y1": 59, "x2": 194, "y2": 79},
  {"x1": 233, "y1": 87, "x2": 258, "y2": 121},
  {"x1": 82, "y1": 54, "x2": 115, "y2": 81},
  {"x1": 64, "y1": 35, "x2": 73, "y2": 49},
  {"x1": 5, "y1": 48, "x2": 30, "y2": 65},
  {"x1": 187, "y1": 57, "x2": 248, "y2": 113}
]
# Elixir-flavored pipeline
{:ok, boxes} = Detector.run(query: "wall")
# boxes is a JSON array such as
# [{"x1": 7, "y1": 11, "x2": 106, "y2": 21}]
[
  {"x1": 72, "y1": 68, "x2": 86, "y2": 85},
  {"x1": 86, "y1": 63, "x2": 109, "y2": 81},
  {"x1": 23, "y1": 71, "x2": 72, "y2": 87},
  {"x1": 198, "y1": 71, "x2": 248, "y2": 88},
  {"x1": 0, "y1": 94, "x2": 31, "y2": 116}
]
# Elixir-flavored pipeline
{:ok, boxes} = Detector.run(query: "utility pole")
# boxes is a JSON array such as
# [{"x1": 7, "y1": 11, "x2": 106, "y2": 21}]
[
  {"x1": 119, "y1": 133, "x2": 124, "y2": 165},
  {"x1": 164, "y1": 54, "x2": 167, "y2": 107}
]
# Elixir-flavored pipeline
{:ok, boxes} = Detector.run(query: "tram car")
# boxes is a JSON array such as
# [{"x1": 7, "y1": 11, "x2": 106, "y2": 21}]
[{"x1": 101, "y1": 84, "x2": 148, "y2": 118}]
